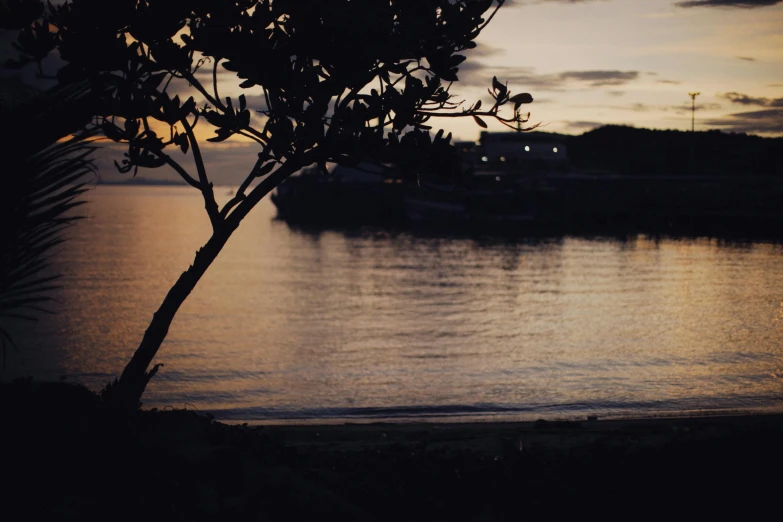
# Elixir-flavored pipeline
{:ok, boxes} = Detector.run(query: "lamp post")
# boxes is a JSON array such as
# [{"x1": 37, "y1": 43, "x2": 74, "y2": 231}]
[
  {"x1": 688, "y1": 92, "x2": 700, "y2": 132},
  {"x1": 688, "y1": 92, "x2": 700, "y2": 170}
]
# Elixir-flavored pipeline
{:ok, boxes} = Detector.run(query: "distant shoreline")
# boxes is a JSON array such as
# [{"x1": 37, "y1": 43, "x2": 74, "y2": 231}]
[
  {"x1": 249, "y1": 410, "x2": 783, "y2": 456},
  {"x1": 96, "y1": 177, "x2": 186, "y2": 186},
  {"x1": 95, "y1": 178, "x2": 240, "y2": 188}
]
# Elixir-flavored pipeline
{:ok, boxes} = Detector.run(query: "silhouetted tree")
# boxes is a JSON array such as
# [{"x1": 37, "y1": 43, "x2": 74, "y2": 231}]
[{"x1": 7, "y1": 0, "x2": 534, "y2": 409}]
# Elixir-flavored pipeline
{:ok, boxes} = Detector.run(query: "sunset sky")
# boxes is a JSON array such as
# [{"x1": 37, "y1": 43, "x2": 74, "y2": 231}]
[
  {"x1": 457, "y1": 0, "x2": 783, "y2": 139},
  {"x1": 2, "y1": 0, "x2": 781, "y2": 184}
]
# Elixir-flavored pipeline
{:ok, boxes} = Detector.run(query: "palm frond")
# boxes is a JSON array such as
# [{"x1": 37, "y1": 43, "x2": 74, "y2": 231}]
[{"x1": 0, "y1": 79, "x2": 100, "y2": 364}]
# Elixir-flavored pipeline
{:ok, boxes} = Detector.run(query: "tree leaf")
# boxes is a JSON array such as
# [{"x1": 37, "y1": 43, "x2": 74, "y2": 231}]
[
  {"x1": 441, "y1": 69, "x2": 459, "y2": 82},
  {"x1": 510, "y1": 92, "x2": 534, "y2": 109},
  {"x1": 492, "y1": 76, "x2": 507, "y2": 97},
  {"x1": 448, "y1": 54, "x2": 466, "y2": 67},
  {"x1": 473, "y1": 115, "x2": 487, "y2": 128}
]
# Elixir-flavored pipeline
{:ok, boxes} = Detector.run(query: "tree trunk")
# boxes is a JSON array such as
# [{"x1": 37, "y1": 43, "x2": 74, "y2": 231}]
[
  {"x1": 108, "y1": 158, "x2": 304, "y2": 411},
  {"x1": 110, "y1": 228, "x2": 232, "y2": 410}
]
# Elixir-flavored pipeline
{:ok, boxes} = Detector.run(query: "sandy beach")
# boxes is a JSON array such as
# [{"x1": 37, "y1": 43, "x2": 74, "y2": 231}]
[
  {"x1": 256, "y1": 412, "x2": 783, "y2": 453},
  {"x1": 4, "y1": 380, "x2": 782, "y2": 520}
]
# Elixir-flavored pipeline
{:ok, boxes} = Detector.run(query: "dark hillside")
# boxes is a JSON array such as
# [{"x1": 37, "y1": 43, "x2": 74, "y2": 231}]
[{"x1": 566, "y1": 126, "x2": 783, "y2": 177}]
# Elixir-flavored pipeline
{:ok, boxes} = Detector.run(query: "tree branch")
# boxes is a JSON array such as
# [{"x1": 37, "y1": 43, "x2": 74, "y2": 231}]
[
  {"x1": 220, "y1": 153, "x2": 268, "y2": 219},
  {"x1": 158, "y1": 152, "x2": 202, "y2": 190},
  {"x1": 477, "y1": 0, "x2": 506, "y2": 34},
  {"x1": 262, "y1": 86, "x2": 273, "y2": 116},
  {"x1": 417, "y1": 108, "x2": 520, "y2": 122},
  {"x1": 181, "y1": 69, "x2": 224, "y2": 112},
  {"x1": 180, "y1": 117, "x2": 221, "y2": 229},
  {"x1": 225, "y1": 149, "x2": 317, "y2": 229},
  {"x1": 238, "y1": 127, "x2": 268, "y2": 144}
]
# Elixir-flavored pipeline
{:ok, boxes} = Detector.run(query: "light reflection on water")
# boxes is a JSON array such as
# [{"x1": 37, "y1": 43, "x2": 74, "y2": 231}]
[{"x1": 5, "y1": 186, "x2": 783, "y2": 422}]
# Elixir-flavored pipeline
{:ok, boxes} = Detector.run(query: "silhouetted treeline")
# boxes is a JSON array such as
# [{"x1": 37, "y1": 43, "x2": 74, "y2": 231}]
[{"x1": 566, "y1": 126, "x2": 783, "y2": 177}]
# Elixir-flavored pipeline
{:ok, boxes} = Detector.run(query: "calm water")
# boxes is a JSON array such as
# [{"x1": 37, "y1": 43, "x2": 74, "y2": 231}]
[{"x1": 6, "y1": 186, "x2": 783, "y2": 423}]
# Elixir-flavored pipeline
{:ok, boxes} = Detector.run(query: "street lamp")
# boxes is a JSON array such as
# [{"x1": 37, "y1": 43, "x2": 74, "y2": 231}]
[{"x1": 688, "y1": 92, "x2": 700, "y2": 132}]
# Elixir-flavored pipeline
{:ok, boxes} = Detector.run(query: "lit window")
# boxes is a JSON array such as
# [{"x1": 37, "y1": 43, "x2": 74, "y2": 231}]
[
  {"x1": 553, "y1": 147, "x2": 558, "y2": 153},
  {"x1": 500, "y1": 156, "x2": 506, "y2": 162},
  {"x1": 524, "y1": 146, "x2": 530, "y2": 152},
  {"x1": 495, "y1": 176, "x2": 501, "y2": 182},
  {"x1": 481, "y1": 156, "x2": 488, "y2": 162}
]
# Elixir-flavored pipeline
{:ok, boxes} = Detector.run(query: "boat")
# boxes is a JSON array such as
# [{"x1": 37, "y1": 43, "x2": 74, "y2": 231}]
[
  {"x1": 271, "y1": 162, "x2": 408, "y2": 225},
  {"x1": 402, "y1": 132, "x2": 572, "y2": 226},
  {"x1": 271, "y1": 131, "x2": 783, "y2": 234},
  {"x1": 272, "y1": 132, "x2": 574, "y2": 227}
]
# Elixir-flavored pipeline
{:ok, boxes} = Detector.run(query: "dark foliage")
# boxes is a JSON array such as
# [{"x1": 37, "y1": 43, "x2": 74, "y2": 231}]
[
  {"x1": 0, "y1": 79, "x2": 99, "y2": 361},
  {"x1": 8, "y1": 0, "x2": 532, "y2": 195}
]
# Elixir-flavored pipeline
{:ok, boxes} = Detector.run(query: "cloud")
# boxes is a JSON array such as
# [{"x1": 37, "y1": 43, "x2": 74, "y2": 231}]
[
  {"x1": 656, "y1": 79, "x2": 682, "y2": 85},
  {"x1": 558, "y1": 70, "x2": 639, "y2": 86},
  {"x1": 566, "y1": 121, "x2": 605, "y2": 131},
  {"x1": 494, "y1": 0, "x2": 605, "y2": 5},
  {"x1": 705, "y1": 108, "x2": 783, "y2": 134},
  {"x1": 719, "y1": 92, "x2": 768, "y2": 105},
  {"x1": 457, "y1": 63, "x2": 640, "y2": 91},
  {"x1": 676, "y1": 0, "x2": 781, "y2": 7},
  {"x1": 463, "y1": 43, "x2": 506, "y2": 59},
  {"x1": 736, "y1": 56, "x2": 757, "y2": 61},
  {"x1": 731, "y1": 109, "x2": 783, "y2": 119},
  {"x1": 528, "y1": 0, "x2": 608, "y2": 3},
  {"x1": 719, "y1": 91, "x2": 783, "y2": 107},
  {"x1": 455, "y1": 63, "x2": 540, "y2": 88},
  {"x1": 596, "y1": 101, "x2": 722, "y2": 114},
  {"x1": 669, "y1": 102, "x2": 722, "y2": 114},
  {"x1": 599, "y1": 102, "x2": 657, "y2": 112},
  {"x1": 628, "y1": 103, "x2": 656, "y2": 112}
]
